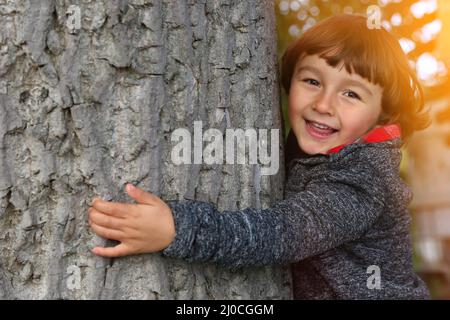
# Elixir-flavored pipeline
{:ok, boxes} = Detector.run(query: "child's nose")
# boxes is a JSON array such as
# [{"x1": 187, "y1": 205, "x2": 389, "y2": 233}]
[{"x1": 313, "y1": 92, "x2": 335, "y2": 116}]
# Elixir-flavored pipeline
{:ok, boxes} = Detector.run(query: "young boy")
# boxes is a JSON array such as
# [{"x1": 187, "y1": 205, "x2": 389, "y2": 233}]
[{"x1": 88, "y1": 14, "x2": 430, "y2": 299}]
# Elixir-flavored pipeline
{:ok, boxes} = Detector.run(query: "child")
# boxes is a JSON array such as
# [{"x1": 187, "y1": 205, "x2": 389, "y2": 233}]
[{"x1": 88, "y1": 14, "x2": 430, "y2": 299}]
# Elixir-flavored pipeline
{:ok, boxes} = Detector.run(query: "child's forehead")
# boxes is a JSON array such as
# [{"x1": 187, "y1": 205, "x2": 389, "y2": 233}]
[
  {"x1": 294, "y1": 54, "x2": 382, "y2": 88},
  {"x1": 294, "y1": 55, "x2": 349, "y2": 79}
]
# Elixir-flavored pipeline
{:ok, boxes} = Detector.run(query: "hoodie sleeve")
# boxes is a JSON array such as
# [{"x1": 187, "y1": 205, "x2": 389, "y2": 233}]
[{"x1": 161, "y1": 164, "x2": 386, "y2": 270}]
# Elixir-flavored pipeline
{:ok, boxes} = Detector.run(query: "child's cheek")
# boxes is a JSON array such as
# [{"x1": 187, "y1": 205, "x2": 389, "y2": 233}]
[
  {"x1": 343, "y1": 118, "x2": 374, "y2": 141},
  {"x1": 288, "y1": 105, "x2": 297, "y2": 126},
  {"x1": 288, "y1": 87, "x2": 303, "y2": 120}
]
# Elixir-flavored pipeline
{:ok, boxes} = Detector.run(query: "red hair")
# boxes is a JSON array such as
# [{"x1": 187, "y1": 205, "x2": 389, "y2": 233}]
[{"x1": 281, "y1": 14, "x2": 430, "y2": 143}]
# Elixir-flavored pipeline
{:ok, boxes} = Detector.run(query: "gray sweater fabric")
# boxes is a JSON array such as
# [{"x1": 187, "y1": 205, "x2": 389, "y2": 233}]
[{"x1": 161, "y1": 138, "x2": 430, "y2": 299}]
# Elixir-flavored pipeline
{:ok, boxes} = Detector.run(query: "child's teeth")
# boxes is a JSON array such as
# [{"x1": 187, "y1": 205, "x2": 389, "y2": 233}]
[{"x1": 312, "y1": 122, "x2": 331, "y2": 130}]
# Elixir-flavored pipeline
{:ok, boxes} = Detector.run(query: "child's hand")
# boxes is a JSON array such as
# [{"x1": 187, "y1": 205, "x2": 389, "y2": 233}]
[{"x1": 88, "y1": 184, "x2": 176, "y2": 258}]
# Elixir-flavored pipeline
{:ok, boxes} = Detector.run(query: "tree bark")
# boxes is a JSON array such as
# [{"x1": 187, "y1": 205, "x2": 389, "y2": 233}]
[{"x1": 0, "y1": 0, "x2": 290, "y2": 299}]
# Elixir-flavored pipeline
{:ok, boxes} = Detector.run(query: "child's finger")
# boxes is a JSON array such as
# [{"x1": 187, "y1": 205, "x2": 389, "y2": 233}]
[
  {"x1": 89, "y1": 221, "x2": 126, "y2": 241},
  {"x1": 125, "y1": 184, "x2": 160, "y2": 205},
  {"x1": 92, "y1": 243, "x2": 130, "y2": 258},
  {"x1": 91, "y1": 198, "x2": 131, "y2": 218},
  {"x1": 89, "y1": 208, "x2": 124, "y2": 230}
]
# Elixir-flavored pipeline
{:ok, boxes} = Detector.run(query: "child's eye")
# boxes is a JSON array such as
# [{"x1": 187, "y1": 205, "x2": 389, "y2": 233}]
[
  {"x1": 302, "y1": 78, "x2": 320, "y2": 86},
  {"x1": 344, "y1": 90, "x2": 361, "y2": 100}
]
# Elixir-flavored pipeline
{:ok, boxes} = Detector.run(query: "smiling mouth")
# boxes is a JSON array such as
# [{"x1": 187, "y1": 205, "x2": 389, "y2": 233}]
[{"x1": 304, "y1": 119, "x2": 339, "y2": 139}]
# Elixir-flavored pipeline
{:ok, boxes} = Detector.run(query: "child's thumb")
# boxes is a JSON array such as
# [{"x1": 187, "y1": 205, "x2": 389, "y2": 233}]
[{"x1": 125, "y1": 183, "x2": 159, "y2": 205}]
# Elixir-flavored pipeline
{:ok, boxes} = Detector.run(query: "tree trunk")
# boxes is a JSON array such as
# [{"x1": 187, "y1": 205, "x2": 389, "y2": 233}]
[{"x1": 0, "y1": 0, "x2": 290, "y2": 299}]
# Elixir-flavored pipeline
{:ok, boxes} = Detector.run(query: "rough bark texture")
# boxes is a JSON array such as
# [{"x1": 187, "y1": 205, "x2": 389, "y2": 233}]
[{"x1": 0, "y1": 0, "x2": 290, "y2": 299}]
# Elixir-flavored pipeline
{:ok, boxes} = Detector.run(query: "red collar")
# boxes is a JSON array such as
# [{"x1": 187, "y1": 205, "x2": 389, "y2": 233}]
[{"x1": 326, "y1": 124, "x2": 401, "y2": 154}]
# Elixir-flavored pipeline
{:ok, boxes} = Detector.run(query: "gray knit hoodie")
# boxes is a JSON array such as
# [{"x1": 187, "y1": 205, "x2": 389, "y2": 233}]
[{"x1": 161, "y1": 136, "x2": 430, "y2": 300}]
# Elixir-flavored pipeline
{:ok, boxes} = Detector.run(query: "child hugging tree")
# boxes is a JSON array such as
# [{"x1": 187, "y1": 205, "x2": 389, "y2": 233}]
[{"x1": 87, "y1": 14, "x2": 430, "y2": 299}]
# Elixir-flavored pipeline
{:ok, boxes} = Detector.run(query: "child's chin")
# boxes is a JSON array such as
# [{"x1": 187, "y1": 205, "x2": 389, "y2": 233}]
[{"x1": 299, "y1": 143, "x2": 328, "y2": 155}]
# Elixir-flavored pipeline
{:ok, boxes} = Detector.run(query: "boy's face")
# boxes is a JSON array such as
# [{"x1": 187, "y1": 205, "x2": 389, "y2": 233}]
[{"x1": 288, "y1": 54, "x2": 383, "y2": 155}]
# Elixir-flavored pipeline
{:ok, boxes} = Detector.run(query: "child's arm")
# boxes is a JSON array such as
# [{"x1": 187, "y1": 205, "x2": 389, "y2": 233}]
[
  {"x1": 161, "y1": 170, "x2": 386, "y2": 269},
  {"x1": 88, "y1": 162, "x2": 385, "y2": 269}
]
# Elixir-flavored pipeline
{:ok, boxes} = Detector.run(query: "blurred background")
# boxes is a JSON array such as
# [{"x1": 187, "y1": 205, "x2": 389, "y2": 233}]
[{"x1": 274, "y1": 0, "x2": 450, "y2": 299}]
